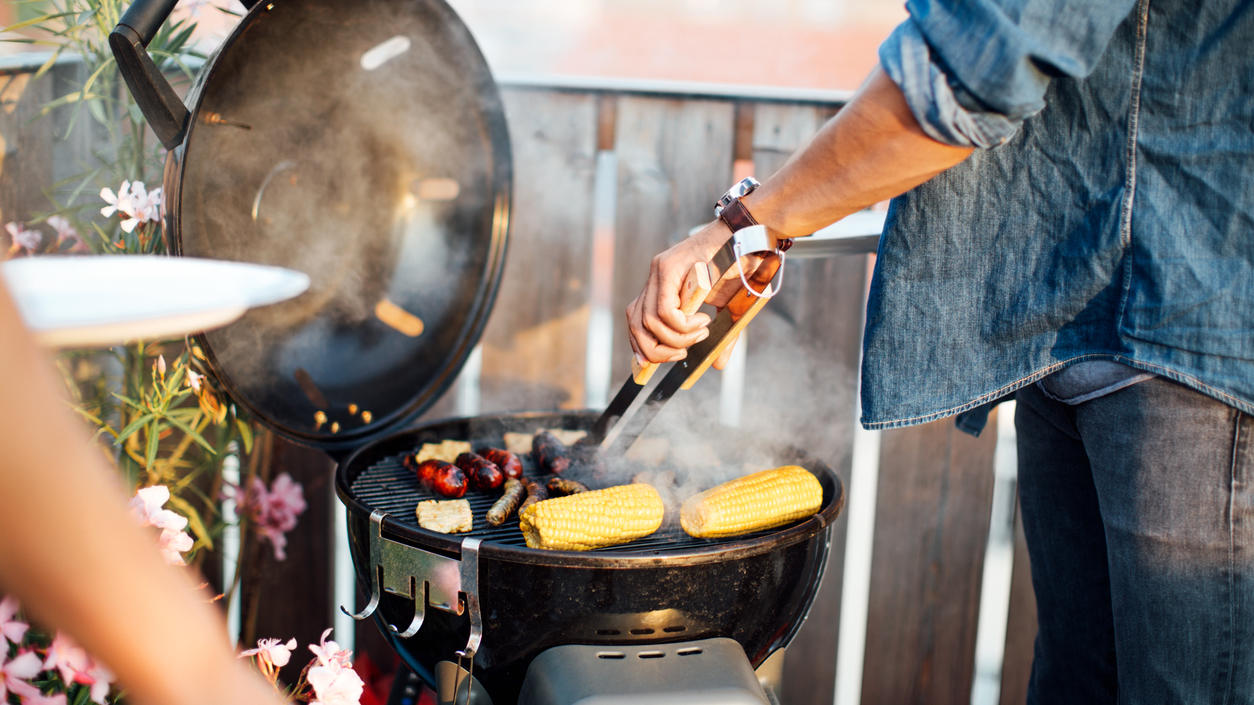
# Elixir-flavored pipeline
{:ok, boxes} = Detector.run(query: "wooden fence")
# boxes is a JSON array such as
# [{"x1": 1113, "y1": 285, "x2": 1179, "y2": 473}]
[{"x1": 0, "y1": 56, "x2": 1037, "y2": 705}]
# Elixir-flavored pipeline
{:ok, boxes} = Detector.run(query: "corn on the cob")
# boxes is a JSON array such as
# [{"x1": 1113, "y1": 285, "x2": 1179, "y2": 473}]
[
  {"x1": 519, "y1": 483, "x2": 663, "y2": 551},
  {"x1": 680, "y1": 465, "x2": 822, "y2": 539}
]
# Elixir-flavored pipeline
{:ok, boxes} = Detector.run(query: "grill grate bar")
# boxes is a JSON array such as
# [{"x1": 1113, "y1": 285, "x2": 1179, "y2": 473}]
[{"x1": 349, "y1": 454, "x2": 777, "y2": 553}]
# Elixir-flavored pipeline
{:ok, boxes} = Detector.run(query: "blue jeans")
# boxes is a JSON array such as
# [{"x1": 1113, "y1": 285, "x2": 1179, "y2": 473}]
[{"x1": 1015, "y1": 377, "x2": 1254, "y2": 704}]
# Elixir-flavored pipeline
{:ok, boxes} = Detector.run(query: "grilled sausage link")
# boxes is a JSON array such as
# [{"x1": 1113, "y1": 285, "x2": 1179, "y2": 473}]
[
  {"x1": 546, "y1": 476, "x2": 589, "y2": 496},
  {"x1": 486, "y1": 478, "x2": 526, "y2": 526},
  {"x1": 478, "y1": 447, "x2": 524, "y2": 479},
  {"x1": 532, "y1": 431, "x2": 572, "y2": 475},
  {"x1": 518, "y1": 476, "x2": 549, "y2": 513},
  {"x1": 455, "y1": 452, "x2": 504, "y2": 491}
]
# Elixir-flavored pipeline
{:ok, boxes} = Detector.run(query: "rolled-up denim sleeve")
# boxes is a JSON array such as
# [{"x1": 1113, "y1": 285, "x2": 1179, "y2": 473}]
[{"x1": 878, "y1": 0, "x2": 1138, "y2": 149}]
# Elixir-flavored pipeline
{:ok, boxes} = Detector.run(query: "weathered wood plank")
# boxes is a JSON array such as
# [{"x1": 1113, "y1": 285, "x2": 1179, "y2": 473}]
[
  {"x1": 0, "y1": 68, "x2": 53, "y2": 228},
  {"x1": 609, "y1": 95, "x2": 735, "y2": 382},
  {"x1": 239, "y1": 433, "x2": 336, "y2": 683},
  {"x1": 737, "y1": 102, "x2": 863, "y2": 705},
  {"x1": 466, "y1": 87, "x2": 600, "y2": 413},
  {"x1": 861, "y1": 413, "x2": 998, "y2": 705},
  {"x1": 999, "y1": 498, "x2": 1037, "y2": 705}
]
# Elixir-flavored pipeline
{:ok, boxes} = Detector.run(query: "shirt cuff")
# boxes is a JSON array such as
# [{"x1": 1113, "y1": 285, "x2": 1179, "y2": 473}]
[{"x1": 878, "y1": 19, "x2": 1024, "y2": 149}]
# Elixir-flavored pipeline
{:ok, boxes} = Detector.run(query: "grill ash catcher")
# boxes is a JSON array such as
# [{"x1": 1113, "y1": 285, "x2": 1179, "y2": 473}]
[{"x1": 110, "y1": 0, "x2": 848, "y2": 702}]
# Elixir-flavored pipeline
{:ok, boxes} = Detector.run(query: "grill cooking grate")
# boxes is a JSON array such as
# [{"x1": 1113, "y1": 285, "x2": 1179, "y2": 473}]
[{"x1": 349, "y1": 453, "x2": 780, "y2": 553}]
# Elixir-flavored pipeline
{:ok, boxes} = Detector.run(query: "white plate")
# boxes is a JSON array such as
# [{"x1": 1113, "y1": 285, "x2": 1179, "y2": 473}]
[{"x1": 2, "y1": 255, "x2": 310, "y2": 348}]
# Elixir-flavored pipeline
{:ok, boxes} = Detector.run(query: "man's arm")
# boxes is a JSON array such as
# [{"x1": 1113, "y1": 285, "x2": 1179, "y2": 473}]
[{"x1": 626, "y1": 66, "x2": 973, "y2": 364}]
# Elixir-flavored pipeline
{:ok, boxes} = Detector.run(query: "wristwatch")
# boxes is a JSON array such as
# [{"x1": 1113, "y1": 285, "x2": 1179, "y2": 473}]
[
  {"x1": 713, "y1": 177, "x2": 791, "y2": 252},
  {"x1": 712, "y1": 177, "x2": 789, "y2": 298}
]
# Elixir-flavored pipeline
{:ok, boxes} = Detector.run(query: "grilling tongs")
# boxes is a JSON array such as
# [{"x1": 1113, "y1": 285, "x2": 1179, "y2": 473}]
[{"x1": 590, "y1": 225, "x2": 789, "y2": 455}]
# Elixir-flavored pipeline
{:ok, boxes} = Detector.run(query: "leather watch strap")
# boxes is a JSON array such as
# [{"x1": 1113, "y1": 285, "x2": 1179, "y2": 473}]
[
  {"x1": 718, "y1": 198, "x2": 758, "y2": 233},
  {"x1": 718, "y1": 198, "x2": 793, "y2": 252}
]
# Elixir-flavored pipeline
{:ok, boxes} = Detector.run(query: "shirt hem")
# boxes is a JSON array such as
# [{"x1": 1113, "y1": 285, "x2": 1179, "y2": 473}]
[{"x1": 860, "y1": 355, "x2": 1254, "y2": 430}]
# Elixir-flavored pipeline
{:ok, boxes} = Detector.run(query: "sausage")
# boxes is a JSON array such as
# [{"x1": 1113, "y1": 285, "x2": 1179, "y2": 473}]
[
  {"x1": 454, "y1": 452, "x2": 504, "y2": 491},
  {"x1": 532, "y1": 431, "x2": 572, "y2": 475},
  {"x1": 546, "y1": 476, "x2": 589, "y2": 496},
  {"x1": 486, "y1": 478, "x2": 526, "y2": 526},
  {"x1": 478, "y1": 447, "x2": 523, "y2": 479},
  {"x1": 518, "y1": 476, "x2": 549, "y2": 513},
  {"x1": 413, "y1": 458, "x2": 448, "y2": 489},
  {"x1": 430, "y1": 463, "x2": 468, "y2": 498}
]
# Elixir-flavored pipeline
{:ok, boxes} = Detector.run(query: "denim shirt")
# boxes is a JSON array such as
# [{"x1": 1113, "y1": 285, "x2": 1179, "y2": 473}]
[{"x1": 861, "y1": 0, "x2": 1254, "y2": 434}]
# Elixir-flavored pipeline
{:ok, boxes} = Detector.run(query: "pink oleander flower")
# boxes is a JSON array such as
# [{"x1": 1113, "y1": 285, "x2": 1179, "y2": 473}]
[
  {"x1": 42, "y1": 633, "x2": 93, "y2": 688},
  {"x1": 5, "y1": 222, "x2": 42, "y2": 255},
  {"x1": 240, "y1": 637, "x2": 297, "y2": 669},
  {"x1": 240, "y1": 636, "x2": 296, "y2": 683},
  {"x1": 307, "y1": 660, "x2": 364, "y2": 705},
  {"x1": 128, "y1": 485, "x2": 195, "y2": 566},
  {"x1": 45, "y1": 216, "x2": 84, "y2": 253},
  {"x1": 84, "y1": 661, "x2": 114, "y2": 705},
  {"x1": 0, "y1": 650, "x2": 42, "y2": 701},
  {"x1": 309, "y1": 629, "x2": 353, "y2": 669},
  {"x1": 0, "y1": 595, "x2": 29, "y2": 645},
  {"x1": 238, "y1": 473, "x2": 307, "y2": 561}
]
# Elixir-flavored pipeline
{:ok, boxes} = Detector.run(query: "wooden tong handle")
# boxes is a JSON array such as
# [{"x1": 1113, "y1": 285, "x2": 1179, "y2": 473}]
[
  {"x1": 631, "y1": 262, "x2": 712, "y2": 384},
  {"x1": 679, "y1": 253, "x2": 782, "y2": 391}
]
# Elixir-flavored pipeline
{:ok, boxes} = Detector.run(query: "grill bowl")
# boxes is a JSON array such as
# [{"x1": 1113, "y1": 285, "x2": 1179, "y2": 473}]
[{"x1": 336, "y1": 411, "x2": 844, "y2": 703}]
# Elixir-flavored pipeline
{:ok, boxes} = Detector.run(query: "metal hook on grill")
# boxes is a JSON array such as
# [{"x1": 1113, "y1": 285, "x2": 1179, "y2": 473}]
[
  {"x1": 339, "y1": 510, "x2": 387, "y2": 622},
  {"x1": 387, "y1": 576, "x2": 426, "y2": 639}
]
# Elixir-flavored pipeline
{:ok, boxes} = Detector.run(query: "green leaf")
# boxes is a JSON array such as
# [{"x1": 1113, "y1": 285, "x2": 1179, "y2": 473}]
[
  {"x1": 144, "y1": 421, "x2": 159, "y2": 470},
  {"x1": 166, "y1": 493, "x2": 214, "y2": 551},
  {"x1": 2, "y1": 10, "x2": 74, "y2": 33},
  {"x1": 235, "y1": 417, "x2": 254, "y2": 455},
  {"x1": 165, "y1": 414, "x2": 216, "y2": 454}
]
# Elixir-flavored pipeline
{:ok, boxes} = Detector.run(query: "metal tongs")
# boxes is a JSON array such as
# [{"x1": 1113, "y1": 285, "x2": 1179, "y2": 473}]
[{"x1": 589, "y1": 225, "x2": 789, "y2": 455}]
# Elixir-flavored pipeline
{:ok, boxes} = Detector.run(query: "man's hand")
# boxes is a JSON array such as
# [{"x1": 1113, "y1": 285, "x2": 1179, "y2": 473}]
[{"x1": 625, "y1": 219, "x2": 775, "y2": 370}]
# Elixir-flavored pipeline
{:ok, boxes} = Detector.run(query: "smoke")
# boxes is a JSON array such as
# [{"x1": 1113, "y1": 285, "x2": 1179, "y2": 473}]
[{"x1": 588, "y1": 314, "x2": 857, "y2": 523}]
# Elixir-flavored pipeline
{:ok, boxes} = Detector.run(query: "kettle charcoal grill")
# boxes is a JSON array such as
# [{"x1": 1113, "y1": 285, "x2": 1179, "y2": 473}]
[{"x1": 337, "y1": 411, "x2": 844, "y2": 704}]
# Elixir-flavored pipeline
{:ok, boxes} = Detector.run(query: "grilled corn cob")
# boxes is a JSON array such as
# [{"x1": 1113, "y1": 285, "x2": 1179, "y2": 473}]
[
  {"x1": 519, "y1": 483, "x2": 663, "y2": 551},
  {"x1": 680, "y1": 465, "x2": 822, "y2": 538}
]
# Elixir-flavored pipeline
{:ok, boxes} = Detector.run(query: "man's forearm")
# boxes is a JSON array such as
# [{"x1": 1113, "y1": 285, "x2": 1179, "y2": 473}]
[{"x1": 739, "y1": 66, "x2": 974, "y2": 239}]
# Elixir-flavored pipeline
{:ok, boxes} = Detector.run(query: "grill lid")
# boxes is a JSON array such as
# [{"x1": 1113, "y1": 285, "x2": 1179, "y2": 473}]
[{"x1": 169, "y1": 0, "x2": 511, "y2": 451}]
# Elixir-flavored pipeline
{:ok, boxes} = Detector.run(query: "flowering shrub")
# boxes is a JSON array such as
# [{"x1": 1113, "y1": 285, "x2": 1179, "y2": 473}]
[
  {"x1": 241, "y1": 630, "x2": 364, "y2": 705},
  {"x1": 0, "y1": 481, "x2": 326, "y2": 705},
  {"x1": 1, "y1": 596, "x2": 118, "y2": 705}
]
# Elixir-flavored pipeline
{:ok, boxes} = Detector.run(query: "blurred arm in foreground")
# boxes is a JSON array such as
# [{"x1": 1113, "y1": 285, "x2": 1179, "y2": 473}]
[{"x1": 0, "y1": 278, "x2": 287, "y2": 705}]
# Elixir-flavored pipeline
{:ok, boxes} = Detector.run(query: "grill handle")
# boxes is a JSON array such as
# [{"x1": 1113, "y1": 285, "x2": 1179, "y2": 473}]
[{"x1": 109, "y1": 0, "x2": 190, "y2": 150}]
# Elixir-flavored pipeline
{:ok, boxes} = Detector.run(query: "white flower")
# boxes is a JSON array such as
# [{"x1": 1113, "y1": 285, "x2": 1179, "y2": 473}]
[
  {"x1": 100, "y1": 181, "x2": 161, "y2": 233},
  {"x1": 99, "y1": 181, "x2": 134, "y2": 219},
  {"x1": 186, "y1": 368, "x2": 204, "y2": 392},
  {"x1": 307, "y1": 661, "x2": 364, "y2": 705}
]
